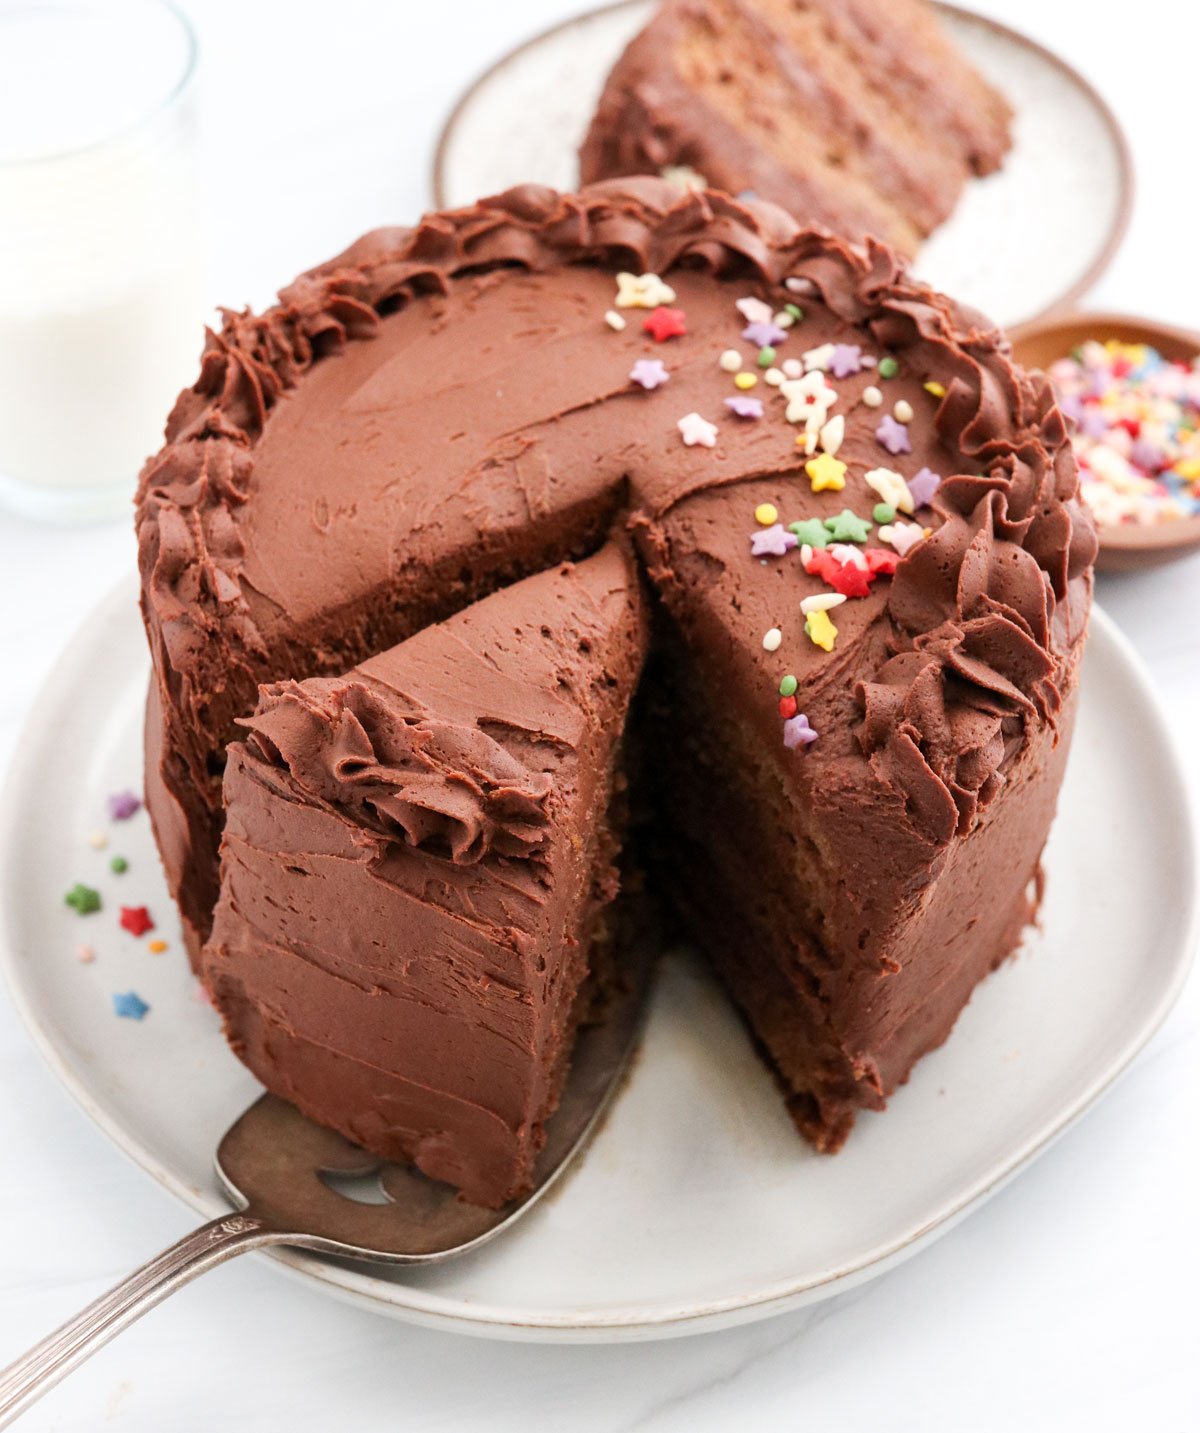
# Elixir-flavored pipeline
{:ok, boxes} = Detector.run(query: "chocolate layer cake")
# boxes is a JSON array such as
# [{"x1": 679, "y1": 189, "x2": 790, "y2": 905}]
[
  {"x1": 579, "y1": 0, "x2": 1013, "y2": 253},
  {"x1": 202, "y1": 545, "x2": 647, "y2": 1207},
  {"x1": 138, "y1": 181, "x2": 1094, "y2": 1198}
]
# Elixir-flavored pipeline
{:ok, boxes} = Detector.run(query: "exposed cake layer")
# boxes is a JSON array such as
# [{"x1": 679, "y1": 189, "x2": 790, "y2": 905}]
[
  {"x1": 579, "y1": 0, "x2": 1012, "y2": 252},
  {"x1": 202, "y1": 544, "x2": 648, "y2": 1207}
]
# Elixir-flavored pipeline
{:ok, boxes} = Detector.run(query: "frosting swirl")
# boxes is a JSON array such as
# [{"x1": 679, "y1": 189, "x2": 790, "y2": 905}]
[{"x1": 241, "y1": 680, "x2": 552, "y2": 865}]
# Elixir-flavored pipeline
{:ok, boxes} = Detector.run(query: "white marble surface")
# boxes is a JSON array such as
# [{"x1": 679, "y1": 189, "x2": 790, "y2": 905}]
[{"x1": 0, "y1": 1, "x2": 1197, "y2": 1427}]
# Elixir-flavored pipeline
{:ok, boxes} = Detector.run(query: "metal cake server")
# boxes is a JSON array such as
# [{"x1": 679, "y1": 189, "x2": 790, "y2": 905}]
[{"x1": 0, "y1": 961, "x2": 649, "y2": 1428}]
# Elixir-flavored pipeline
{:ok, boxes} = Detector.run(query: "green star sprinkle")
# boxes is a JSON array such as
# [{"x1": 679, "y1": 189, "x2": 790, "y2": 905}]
[
  {"x1": 878, "y1": 355, "x2": 900, "y2": 379},
  {"x1": 64, "y1": 883, "x2": 101, "y2": 915},
  {"x1": 788, "y1": 518, "x2": 829, "y2": 548},
  {"x1": 757, "y1": 346, "x2": 777, "y2": 368},
  {"x1": 779, "y1": 674, "x2": 798, "y2": 697},
  {"x1": 785, "y1": 303, "x2": 803, "y2": 321},
  {"x1": 873, "y1": 502, "x2": 896, "y2": 524},
  {"x1": 110, "y1": 856, "x2": 128, "y2": 875},
  {"x1": 823, "y1": 509, "x2": 873, "y2": 543}
]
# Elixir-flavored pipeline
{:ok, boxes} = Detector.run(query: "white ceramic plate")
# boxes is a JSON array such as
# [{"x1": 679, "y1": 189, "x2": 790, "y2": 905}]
[
  {"x1": 0, "y1": 584, "x2": 1193, "y2": 1342},
  {"x1": 432, "y1": 0, "x2": 1132, "y2": 331}
]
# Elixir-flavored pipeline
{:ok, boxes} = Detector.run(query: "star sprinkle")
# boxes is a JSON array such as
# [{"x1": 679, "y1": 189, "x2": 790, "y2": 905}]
[
  {"x1": 878, "y1": 521, "x2": 927, "y2": 557},
  {"x1": 829, "y1": 543, "x2": 868, "y2": 568},
  {"x1": 865, "y1": 466, "x2": 914, "y2": 514},
  {"x1": 742, "y1": 321, "x2": 788, "y2": 348},
  {"x1": 802, "y1": 343, "x2": 836, "y2": 373},
  {"x1": 783, "y1": 713, "x2": 819, "y2": 749},
  {"x1": 64, "y1": 883, "x2": 101, "y2": 915},
  {"x1": 736, "y1": 296, "x2": 774, "y2": 325},
  {"x1": 829, "y1": 344, "x2": 865, "y2": 378},
  {"x1": 805, "y1": 609, "x2": 838, "y2": 651},
  {"x1": 805, "y1": 452, "x2": 847, "y2": 493},
  {"x1": 906, "y1": 466, "x2": 942, "y2": 509},
  {"x1": 750, "y1": 524, "x2": 798, "y2": 558},
  {"x1": 875, "y1": 414, "x2": 912, "y2": 455},
  {"x1": 643, "y1": 307, "x2": 687, "y2": 342},
  {"x1": 678, "y1": 412, "x2": 718, "y2": 448},
  {"x1": 823, "y1": 509, "x2": 873, "y2": 543},
  {"x1": 805, "y1": 548, "x2": 872, "y2": 597},
  {"x1": 864, "y1": 547, "x2": 900, "y2": 576},
  {"x1": 630, "y1": 358, "x2": 670, "y2": 389},
  {"x1": 616, "y1": 272, "x2": 676, "y2": 309},
  {"x1": 113, "y1": 991, "x2": 150, "y2": 1021},
  {"x1": 787, "y1": 518, "x2": 829, "y2": 548},
  {"x1": 726, "y1": 395, "x2": 764, "y2": 419},
  {"x1": 108, "y1": 791, "x2": 141, "y2": 821},
  {"x1": 119, "y1": 905, "x2": 155, "y2": 937}
]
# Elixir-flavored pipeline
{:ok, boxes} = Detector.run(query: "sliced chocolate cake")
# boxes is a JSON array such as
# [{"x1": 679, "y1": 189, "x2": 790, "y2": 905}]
[
  {"x1": 202, "y1": 545, "x2": 647, "y2": 1208},
  {"x1": 138, "y1": 181, "x2": 1095, "y2": 1200},
  {"x1": 579, "y1": 0, "x2": 1013, "y2": 253}
]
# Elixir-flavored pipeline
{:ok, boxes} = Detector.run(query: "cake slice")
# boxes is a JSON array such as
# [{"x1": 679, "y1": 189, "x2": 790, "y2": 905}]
[
  {"x1": 579, "y1": 0, "x2": 1013, "y2": 252},
  {"x1": 201, "y1": 543, "x2": 648, "y2": 1207}
]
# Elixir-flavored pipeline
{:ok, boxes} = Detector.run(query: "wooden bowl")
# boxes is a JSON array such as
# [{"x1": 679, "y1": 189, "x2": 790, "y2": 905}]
[{"x1": 1009, "y1": 311, "x2": 1200, "y2": 572}]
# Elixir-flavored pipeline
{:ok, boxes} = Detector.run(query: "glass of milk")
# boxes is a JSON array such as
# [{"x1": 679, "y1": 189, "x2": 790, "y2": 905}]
[{"x1": 0, "y1": 0, "x2": 204, "y2": 522}]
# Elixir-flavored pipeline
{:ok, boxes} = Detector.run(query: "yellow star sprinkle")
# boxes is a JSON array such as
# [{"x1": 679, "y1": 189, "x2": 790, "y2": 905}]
[
  {"x1": 923, "y1": 380, "x2": 946, "y2": 399},
  {"x1": 805, "y1": 452, "x2": 847, "y2": 493},
  {"x1": 755, "y1": 502, "x2": 779, "y2": 526},
  {"x1": 614, "y1": 271, "x2": 676, "y2": 309},
  {"x1": 805, "y1": 609, "x2": 837, "y2": 651}
]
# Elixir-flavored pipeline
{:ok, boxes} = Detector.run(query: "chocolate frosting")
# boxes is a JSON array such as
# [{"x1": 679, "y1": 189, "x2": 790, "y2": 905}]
[
  {"x1": 139, "y1": 180, "x2": 1092, "y2": 857},
  {"x1": 241, "y1": 680, "x2": 552, "y2": 865},
  {"x1": 138, "y1": 179, "x2": 1095, "y2": 1177}
]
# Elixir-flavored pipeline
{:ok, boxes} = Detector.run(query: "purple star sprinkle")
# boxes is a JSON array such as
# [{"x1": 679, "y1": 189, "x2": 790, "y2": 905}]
[
  {"x1": 906, "y1": 466, "x2": 942, "y2": 509},
  {"x1": 750, "y1": 524, "x2": 798, "y2": 558},
  {"x1": 725, "y1": 395, "x2": 764, "y2": 419},
  {"x1": 875, "y1": 413, "x2": 911, "y2": 455},
  {"x1": 783, "y1": 713, "x2": 818, "y2": 749},
  {"x1": 742, "y1": 321, "x2": 788, "y2": 348},
  {"x1": 108, "y1": 790, "x2": 142, "y2": 821},
  {"x1": 829, "y1": 343, "x2": 864, "y2": 378},
  {"x1": 629, "y1": 358, "x2": 670, "y2": 390}
]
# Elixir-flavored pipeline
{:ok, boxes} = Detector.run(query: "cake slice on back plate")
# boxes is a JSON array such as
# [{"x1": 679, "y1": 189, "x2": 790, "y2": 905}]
[
  {"x1": 201, "y1": 543, "x2": 648, "y2": 1208},
  {"x1": 580, "y1": 0, "x2": 1013, "y2": 253}
]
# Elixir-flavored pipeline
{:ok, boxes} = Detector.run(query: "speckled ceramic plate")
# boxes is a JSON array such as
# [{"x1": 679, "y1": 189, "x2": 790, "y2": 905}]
[
  {"x1": 432, "y1": 0, "x2": 1132, "y2": 331},
  {"x1": 0, "y1": 584, "x2": 1193, "y2": 1342}
]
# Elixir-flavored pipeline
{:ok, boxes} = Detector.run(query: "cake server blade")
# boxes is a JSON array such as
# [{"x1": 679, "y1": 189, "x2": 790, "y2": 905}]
[{"x1": 0, "y1": 952, "x2": 650, "y2": 1427}]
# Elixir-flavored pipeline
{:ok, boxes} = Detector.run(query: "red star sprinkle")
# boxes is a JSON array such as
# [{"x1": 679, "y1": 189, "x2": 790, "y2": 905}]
[
  {"x1": 642, "y1": 306, "x2": 687, "y2": 342},
  {"x1": 804, "y1": 546, "x2": 875, "y2": 597},
  {"x1": 119, "y1": 906, "x2": 155, "y2": 937},
  {"x1": 863, "y1": 547, "x2": 900, "y2": 576}
]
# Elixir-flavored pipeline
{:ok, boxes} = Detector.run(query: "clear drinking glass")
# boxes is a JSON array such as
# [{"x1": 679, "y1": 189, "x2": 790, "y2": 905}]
[{"x1": 0, "y1": 0, "x2": 203, "y2": 522}]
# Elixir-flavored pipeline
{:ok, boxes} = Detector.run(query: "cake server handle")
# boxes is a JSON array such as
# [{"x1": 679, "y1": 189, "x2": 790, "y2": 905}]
[{"x1": 0, "y1": 1210, "x2": 286, "y2": 1428}]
